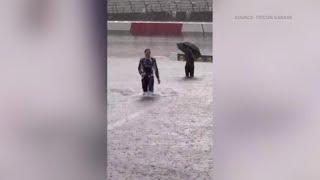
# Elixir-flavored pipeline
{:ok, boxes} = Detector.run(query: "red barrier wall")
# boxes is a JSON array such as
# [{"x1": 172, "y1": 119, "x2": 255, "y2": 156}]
[{"x1": 130, "y1": 23, "x2": 183, "y2": 36}]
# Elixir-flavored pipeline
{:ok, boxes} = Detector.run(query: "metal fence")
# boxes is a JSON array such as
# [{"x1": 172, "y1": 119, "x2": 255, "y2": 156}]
[{"x1": 107, "y1": 0, "x2": 212, "y2": 22}]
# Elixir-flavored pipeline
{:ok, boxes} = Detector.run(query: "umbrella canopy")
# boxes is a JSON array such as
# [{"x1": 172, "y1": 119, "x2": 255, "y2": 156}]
[{"x1": 177, "y1": 42, "x2": 201, "y2": 59}]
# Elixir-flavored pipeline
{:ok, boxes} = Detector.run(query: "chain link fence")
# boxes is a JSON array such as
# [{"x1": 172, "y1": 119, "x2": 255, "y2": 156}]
[{"x1": 107, "y1": 0, "x2": 212, "y2": 22}]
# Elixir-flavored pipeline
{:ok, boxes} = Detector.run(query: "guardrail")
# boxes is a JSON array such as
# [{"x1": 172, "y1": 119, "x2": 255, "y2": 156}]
[
  {"x1": 107, "y1": 21, "x2": 213, "y2": 35},
  {"x1": 177, "y1": 54, "x2": 213, "y2": 62}
]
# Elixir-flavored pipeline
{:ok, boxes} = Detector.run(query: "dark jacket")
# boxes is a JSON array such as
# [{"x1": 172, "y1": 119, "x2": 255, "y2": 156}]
[
  {"x1": 138, "y1": 57, "x2": 160, "y2": 80},
  {"x1": 185, "y1": 48, "x2": 195, "y2": 65}
]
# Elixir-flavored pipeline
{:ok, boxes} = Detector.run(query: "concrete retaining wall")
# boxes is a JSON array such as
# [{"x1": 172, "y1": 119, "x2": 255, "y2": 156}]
[{"x1": 108, "y1": 21, "x2": 212, "y2": 35}]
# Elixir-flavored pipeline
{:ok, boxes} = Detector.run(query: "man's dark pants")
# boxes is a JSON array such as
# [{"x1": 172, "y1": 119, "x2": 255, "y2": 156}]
[
  {"x1": 185, "y1": 63, "x2": 194, "y2": 78},
  {"x1": 142, "y1": 75, "x2": 154, "y2": 92}
]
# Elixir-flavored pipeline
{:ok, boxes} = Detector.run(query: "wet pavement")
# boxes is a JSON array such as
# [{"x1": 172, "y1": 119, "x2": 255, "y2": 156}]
[{"x1": 107, "y1": 33, "x2": 213, "y2": 180}]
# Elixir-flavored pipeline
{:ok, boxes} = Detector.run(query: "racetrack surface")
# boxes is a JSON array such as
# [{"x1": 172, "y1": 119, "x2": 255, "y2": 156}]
[{"x1": 107, "y1": 33, "x2": 213, "y2": 180}]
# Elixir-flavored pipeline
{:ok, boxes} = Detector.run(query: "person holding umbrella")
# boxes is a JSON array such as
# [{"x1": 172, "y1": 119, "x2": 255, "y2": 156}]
[
  {"x1": 138, "y1": 48, "x2": 161, "y2": 95},
  {"x1": 184, "y1": 47, "x2": 195, "y2": 78},
  {"x1": 177, "y1": 42, "x2": 201, "y2": 78}
]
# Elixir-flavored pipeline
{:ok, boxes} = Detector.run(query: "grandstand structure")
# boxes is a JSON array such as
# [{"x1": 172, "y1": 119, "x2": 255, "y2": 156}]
[{"x1": 107, "y1": 0, "x2": 212, "y2": 22}]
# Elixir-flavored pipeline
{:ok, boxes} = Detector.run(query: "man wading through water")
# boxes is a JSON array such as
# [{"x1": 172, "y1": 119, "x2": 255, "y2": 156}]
[
  {"x1": 177, "y1": 42, "x2": 200, "y2": 78},
  {"x1": 185, "y1": 47, "x2": 195, "y2": 78},
  {"x1": 138, "y1": 49, "x2": 160, "y2": 95}
]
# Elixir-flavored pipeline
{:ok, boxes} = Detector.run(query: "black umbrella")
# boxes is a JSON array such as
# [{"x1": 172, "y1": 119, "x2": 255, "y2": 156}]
[{"x1": 177, "y1": 42, "x2": 201, "y2": 59}]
